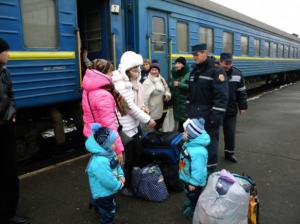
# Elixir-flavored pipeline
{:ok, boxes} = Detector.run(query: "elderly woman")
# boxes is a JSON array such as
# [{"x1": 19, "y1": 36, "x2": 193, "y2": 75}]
[
  {"x1": 143, "y1": 63, "x2": 171, "y2": 131},
  {"x1": 112, "y1": 51, "x2": 156, "y2": 196}
]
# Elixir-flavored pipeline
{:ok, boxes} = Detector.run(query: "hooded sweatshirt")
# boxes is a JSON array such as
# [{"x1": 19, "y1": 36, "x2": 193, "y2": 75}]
[
  {"x1": 112, "y1": 51, "x2": 151, "y2": 137},
  {"x1": 179, "y1": 131, "x2": 211, "y2": 187},
  {"x1": 85, "y1": 127, "x2": 124, "y2": 199},
  {"x1": 82, "y1": 69, "x2": 123, "y2": 155}
]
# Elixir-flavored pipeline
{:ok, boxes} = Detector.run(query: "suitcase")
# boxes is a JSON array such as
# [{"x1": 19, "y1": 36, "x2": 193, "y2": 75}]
[
  {"x1": 142, "y1": 131, "x2": 184, "y2": 191},
  {"x1": 142, "y1": 131, "x2": 183, "y2": 164}
]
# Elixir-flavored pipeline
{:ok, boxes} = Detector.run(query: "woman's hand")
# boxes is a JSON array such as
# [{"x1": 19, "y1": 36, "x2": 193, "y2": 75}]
[
  {"x1": 165, "y1": 95, "x2": 171, "y2": 102},
  {"x1": 117, "y1": 153, "x2": 124, "y2": 166},
  {"x1": 147, "y1": 119, "x2": 156, "y2": 128}
]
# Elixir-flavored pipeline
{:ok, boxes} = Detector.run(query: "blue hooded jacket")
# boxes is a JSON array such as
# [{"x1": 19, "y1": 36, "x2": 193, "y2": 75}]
[
  {"x1": 179, "y1": 131, "x2": 210, "y2": 187},
  {"x1": 85, "y1": 125, "x2": 124, "y2": 199}
]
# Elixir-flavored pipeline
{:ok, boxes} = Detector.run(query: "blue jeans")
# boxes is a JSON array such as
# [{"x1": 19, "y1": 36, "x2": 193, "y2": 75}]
[{"x1": 94, "y1": 194, "x2": 116, "y2": 224}]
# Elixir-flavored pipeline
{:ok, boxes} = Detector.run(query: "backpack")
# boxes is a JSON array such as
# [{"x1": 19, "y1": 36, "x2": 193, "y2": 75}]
[{"x1": 131, "y1": 164, "x2": 169, "y2": 202}]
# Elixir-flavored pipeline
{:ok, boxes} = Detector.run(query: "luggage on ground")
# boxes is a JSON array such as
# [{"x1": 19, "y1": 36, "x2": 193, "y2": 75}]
[
  {"x1": 142, "y1": 132, "x2": 184, "y2": 191},
  {"x1": 131, "y1": 164, "x2": 169, "y2": 202},
  {"x1": 193, "y1": 170, "x2": 258, "y2": 224}
]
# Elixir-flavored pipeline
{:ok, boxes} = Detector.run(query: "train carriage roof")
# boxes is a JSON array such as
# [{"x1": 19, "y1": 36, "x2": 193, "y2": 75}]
[{"x1": 179, "y1": 0, "x2": 300, "y2": 43}]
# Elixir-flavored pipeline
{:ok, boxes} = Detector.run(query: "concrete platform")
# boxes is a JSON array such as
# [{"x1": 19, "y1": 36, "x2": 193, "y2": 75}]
[{"x1": 18, "y1": 82, "x2": 300, "y2": 224}]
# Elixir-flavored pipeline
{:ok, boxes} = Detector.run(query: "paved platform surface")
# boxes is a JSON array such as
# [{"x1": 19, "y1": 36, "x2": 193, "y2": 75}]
[{"x1": 18, "y1": 82, "x2": 300, "y2": 224}]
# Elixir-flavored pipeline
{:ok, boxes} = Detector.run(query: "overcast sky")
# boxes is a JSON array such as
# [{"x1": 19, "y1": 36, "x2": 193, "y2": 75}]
[{"x1": 210, "y1": 0, "x2": 300, "y2": 36}]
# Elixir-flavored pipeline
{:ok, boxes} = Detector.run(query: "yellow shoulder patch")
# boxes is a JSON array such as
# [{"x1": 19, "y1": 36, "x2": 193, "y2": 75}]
[{"x1": 218, "y1": 74, "x2": 225, "y2": 82}]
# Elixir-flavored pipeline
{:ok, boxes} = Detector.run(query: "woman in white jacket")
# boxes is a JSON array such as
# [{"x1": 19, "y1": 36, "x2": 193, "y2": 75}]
[
  {"x1": 143, "y1": 62, "x2": 171, "y2": 131},
  {"x1": 112, "y1": 51, "x2": 156, "y2": 196}
]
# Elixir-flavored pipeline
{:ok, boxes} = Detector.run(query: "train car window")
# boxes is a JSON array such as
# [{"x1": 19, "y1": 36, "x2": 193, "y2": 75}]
[
  {"x1": 152, "y1": 17, "x2": 166, "y2": 52},
  {"x1": 177, "y1": 22, "x2": 189, "y2": 52},
  {"x1": 290, "y1": 47, "x2": 294, "y2": 58},
  {"x1": 264, "y1": 41, "x2": 270, "y2": 57},
  {"x1": 254, "y1": 39, "x2": 260, "y2": 56},
  {"x1": 84, "y1": 11, "x2": 102, "y2": 52},
  {"x1": 271, "y1": 43, "x2": 277, "y2": 58},
  {"x1": 278, "y1": 44, "x2": 283, "y2": 58},
  {"x1": 199, "y1": 27, "x2": 214, "y2": 53},
  {"x1": 223, "y1": 32, "x2": 233, "y2": 53},
  {"x1": 285, "y1": 45, "x2": 289, "y2": 58},
  {"x1": 241, "y1": 36, "x2": 248, "y2": 56},
  {"x1": 21, "y1": 0, "x2": 58, "y2": 48},
  {"x1": 287, "y1": 46, "x2": 291, "y2": 58}
]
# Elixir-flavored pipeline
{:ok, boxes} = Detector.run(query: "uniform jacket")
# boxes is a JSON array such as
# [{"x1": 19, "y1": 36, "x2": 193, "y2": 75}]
[
  {"x1": 82, "y1": 69, "x2": 124, "y2": 155},
  {"x1": 169, "y1": 65, "x2": 190, "y2": 122},
  {"x1": 226, "y1": 67, "x2": 248, "y2": 116},
  {"x1": 179, "y1": 132, "x2": 211, "y2": 187},
  {"x1": 143, "y1": 74, "x2": 171, "y2": 120},
  {"x1": 85, "y1": 130, "x2": 124, "y2": 199},
  {"x1": 140, "y1": 69, "x2": 149, "y2": 83},
  {"x1": 0, "y1": 67, "x2": 16, "y2": 125},
  {"x1": 112, "y1": 51, "x2": 150, "y2": 137},
  {"x1": 187, "y1": 57, "x2": 229, "y2": 128}
]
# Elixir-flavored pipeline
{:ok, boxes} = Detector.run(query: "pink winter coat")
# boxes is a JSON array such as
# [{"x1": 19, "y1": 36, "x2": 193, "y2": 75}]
[{"x1": 82, "y1": 69, "x2": 124, "y2": 155}]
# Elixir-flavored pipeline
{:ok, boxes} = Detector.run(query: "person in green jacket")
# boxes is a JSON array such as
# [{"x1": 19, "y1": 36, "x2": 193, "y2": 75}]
[{"x1": 169, "y1": 57, "x2": 190, "y2": 132}]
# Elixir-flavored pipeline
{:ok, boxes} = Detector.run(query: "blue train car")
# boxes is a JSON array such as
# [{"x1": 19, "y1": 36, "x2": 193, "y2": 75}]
[
  {"x1": 1, "y1": 0, "x2": 80, "y2": 109},
  {"x1": 1, "y1": 0, "x2": 300, "y2": 159},
  {"x1": 130, "y1": 0, "x2": 300, "y2": 82},
  {"x1": 0, "y1": 0, "x2": 126, "y2": 159}
]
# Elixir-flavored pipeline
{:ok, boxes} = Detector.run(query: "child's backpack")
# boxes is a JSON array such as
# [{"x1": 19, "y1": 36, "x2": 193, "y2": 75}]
[
  {"x1": 193, "y1": 170, "x2": 259, "y2": 224},
  {"x1": 131, "y1": 164, "x2": 169, "y2": 202}
]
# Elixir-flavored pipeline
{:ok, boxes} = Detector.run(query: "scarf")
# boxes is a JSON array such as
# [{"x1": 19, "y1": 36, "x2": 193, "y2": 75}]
[{"x1": 148, "y1": 74, "x2": 165, "y2": 94}]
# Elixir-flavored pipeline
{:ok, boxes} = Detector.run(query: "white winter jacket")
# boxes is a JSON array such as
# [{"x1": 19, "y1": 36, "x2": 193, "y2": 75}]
[{"x1": 112, "y1": 51, "x2": 151, "y2": 137}]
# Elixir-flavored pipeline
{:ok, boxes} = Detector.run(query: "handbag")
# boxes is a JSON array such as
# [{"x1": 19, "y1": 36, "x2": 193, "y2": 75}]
[
  {"x1": 87, "y1": 92, "x2": 133, "y2": 145},
  {"x1": 116, "y1": 112, "x2": 133, "y2": 146},
  {"x1": 131, "y1": 164, "x2": 169, "y2": 202}
]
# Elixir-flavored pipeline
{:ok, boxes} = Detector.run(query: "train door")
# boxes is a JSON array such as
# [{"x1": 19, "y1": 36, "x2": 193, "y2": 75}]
[
  {"x1": 148, "y1": 10, "x2": 169, "y2": 78},
  {"x1": 77, "y1": 0, "x2": 110, "y2": 63}
]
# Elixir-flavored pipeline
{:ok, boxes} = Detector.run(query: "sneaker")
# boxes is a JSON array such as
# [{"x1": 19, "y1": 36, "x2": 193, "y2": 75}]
[{"x1": 119, "y1": 187, "x2": 133, "y2": 197}]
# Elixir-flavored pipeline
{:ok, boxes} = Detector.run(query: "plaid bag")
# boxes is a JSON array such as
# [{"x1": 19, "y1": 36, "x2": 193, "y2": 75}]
[{"x1": 131, "y1": 164, "x2": 169, "y2": 202}]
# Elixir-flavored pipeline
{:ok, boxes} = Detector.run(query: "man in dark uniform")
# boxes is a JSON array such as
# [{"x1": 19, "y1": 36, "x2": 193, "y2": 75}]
[
  {"x1": 0, "y1": 38, "x2": 31, "y2": 224},
  {"x1": 219, "y1": 53, "x2": 248, "y2": 162},
  {"x1": 187, "y1": 43, "x2": 229, "y2": 173}
]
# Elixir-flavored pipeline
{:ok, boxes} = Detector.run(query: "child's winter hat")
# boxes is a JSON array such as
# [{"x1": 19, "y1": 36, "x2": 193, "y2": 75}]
[
  {"x1": 183, "y1": 118, "x2": 205, "y2": 139},
  {"x1": 92, "y1": 123, "x2": 118, "y2": 150}
]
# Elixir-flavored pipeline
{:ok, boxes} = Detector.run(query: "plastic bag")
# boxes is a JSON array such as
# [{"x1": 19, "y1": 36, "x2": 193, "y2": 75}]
[
  {"x1": 162, "y1": 108, "x2": 175, "y2": 132},
  {"x1": 193, "y1": 171, "x2": 250, "y2": 224}
]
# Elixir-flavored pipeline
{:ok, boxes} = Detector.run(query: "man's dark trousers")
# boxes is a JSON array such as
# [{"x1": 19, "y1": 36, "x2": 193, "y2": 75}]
[
  {"x1": 206, "y1": 124, "x2": 221, "y2": 173},
  {"x1": 223, "y1": 115, "x2": 237, "y2": 156},
  {"x1": 0, "y1": 122, "x2": 19, "y2": 222}
]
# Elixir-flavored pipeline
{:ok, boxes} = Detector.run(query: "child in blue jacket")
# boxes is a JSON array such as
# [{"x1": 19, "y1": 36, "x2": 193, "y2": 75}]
[
  {"x1": 85, "y1": 123, "x2": 125, "y2": 224},
  {"x1": 179, "y1": 118, "x2": 211, "y2": 218}
]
